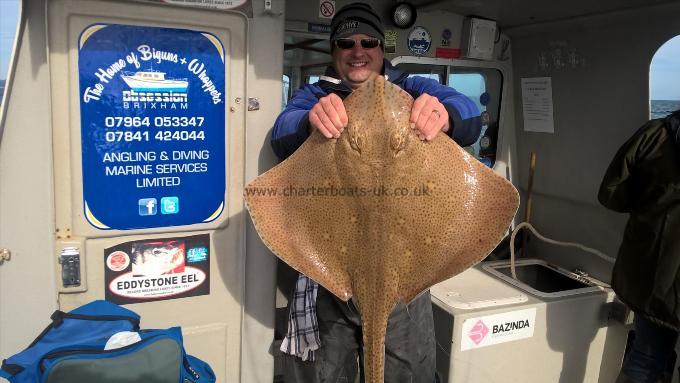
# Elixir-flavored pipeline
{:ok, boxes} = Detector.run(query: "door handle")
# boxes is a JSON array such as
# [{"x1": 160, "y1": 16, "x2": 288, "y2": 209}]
[{"x1": 0, "y1": 248, "x2": 11, "y2": 265}]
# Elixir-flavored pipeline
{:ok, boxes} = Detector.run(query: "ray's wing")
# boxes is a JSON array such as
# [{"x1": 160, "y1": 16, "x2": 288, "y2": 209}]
[
  {"x1": 244, "y1": 131, "x2": 361, "y2": 301},
  {"x1": 340, "y1": 77, "x2": 519, "y2": 305},
  {"x1": 385, "y1": 134, "x2": 519, "y2": 304}
]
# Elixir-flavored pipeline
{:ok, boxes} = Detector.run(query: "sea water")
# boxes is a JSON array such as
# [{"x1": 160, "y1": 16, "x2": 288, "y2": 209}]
[{"x1": 651, "y1": 100, "x2": 680, "y2": 119}]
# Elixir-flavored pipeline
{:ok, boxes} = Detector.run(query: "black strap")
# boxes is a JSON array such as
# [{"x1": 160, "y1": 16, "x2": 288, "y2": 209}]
[
  {"x1": 50, "y1": 310, "x2": 65, "y2": 326},
  {"x1": 184, "y1": 357, "x2": 200, "y2": 380},
  {"x1": 1, "y1": 359, "x2": 24, "y2": 375},
  {"x1": 26, "y1": 310, "x2": 64, "y2": 348}
]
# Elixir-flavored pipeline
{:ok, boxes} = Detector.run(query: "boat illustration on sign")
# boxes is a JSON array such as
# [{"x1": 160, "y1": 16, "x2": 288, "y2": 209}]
[{"x1": 121, "y1": 70, "x2": 188, "y2": 92}]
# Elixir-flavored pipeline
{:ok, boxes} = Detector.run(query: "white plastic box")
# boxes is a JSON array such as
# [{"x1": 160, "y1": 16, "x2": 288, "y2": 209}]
[
  {"x1": 461, "y1": 17, "x2": 497, "y2": 60},
  {"x1": 431, "y1": 260, "x2": 630, "y2": 383}
]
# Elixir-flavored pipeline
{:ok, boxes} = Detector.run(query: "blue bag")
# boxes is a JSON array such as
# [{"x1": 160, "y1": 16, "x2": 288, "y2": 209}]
[{"x1": 1, "y1": 300, "x2": 215, "y2": 383}]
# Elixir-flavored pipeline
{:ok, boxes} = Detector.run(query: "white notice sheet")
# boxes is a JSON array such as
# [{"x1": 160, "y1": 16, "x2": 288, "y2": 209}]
[{"x1": 521, "y1": 77, "x2": 554, "y2": 133}]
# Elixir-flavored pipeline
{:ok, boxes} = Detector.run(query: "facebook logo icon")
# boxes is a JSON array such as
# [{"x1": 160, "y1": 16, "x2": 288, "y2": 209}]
[{"x1": 138, "y1": 198, "x2": 157, "y2": 216}]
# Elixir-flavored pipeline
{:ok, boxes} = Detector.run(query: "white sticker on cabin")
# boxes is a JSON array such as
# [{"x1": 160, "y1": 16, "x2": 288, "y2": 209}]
[
  {"x1": 162, "y1": 0, "x2": 248, "y2": 10},
  {"x1": 461, "y1": 308, "x2": 537, "y2": 351},
  {"x1": 319, "y1": 0, "x2": 336, "y2": 19},
  {"x1": 521, "y1": 77, "x2": 555, "y2": 133}
]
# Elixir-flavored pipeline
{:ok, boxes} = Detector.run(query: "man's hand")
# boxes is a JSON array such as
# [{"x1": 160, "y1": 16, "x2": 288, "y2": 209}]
[
  {"x1": 309, "y1": 94, "x2": 349, "y2": 139},
  {"x1": 410, "y1": 94, "x2": 450, "y2": 141}
]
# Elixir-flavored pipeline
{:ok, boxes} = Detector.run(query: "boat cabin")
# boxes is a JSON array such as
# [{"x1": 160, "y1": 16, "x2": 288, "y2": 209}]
[{"x1": 0, "y1": 0, "x2": 678, "y2": 381}]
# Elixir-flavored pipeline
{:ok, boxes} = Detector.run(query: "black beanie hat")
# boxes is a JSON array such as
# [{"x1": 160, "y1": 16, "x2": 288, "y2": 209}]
[{"x1": 330, "y1": 3, "x2": 384, "y2": 45}]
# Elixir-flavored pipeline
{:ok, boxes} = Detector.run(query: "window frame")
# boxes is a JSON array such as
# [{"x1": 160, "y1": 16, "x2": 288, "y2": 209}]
[
  {"x1": 648, "y1": 35, "x2": 680, "y2": 119},
  {"x1": 392, "y1": 56, "x2": 507, "y2": 168},
  {"x1": 282, "y1": 74, "x2": 291, "y2": 109},
  {"x1": 0, "y1": 0, "x2": 24, "y2": 137}
]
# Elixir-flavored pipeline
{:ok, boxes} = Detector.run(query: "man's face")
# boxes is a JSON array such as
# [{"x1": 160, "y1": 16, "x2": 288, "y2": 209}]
[{"x1": 332, "y1": 33, "x2": 384, "y2": 89}]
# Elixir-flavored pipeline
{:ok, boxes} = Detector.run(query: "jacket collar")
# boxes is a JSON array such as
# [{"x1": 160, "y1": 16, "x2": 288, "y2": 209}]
[
  {"x1": 318, "y1": 59, "x2": 409, "y2": 96},
  {"x1": 665, "y1": 109, "x2": 680, "y2": 147}
]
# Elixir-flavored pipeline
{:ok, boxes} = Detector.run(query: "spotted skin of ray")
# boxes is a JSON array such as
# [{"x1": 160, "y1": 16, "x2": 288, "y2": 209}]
[{"x1": 244, "y1": 76, "x2": 519, "y2": 383}]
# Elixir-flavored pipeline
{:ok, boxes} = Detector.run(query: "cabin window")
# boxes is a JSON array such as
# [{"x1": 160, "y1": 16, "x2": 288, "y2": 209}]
[
  {"x1": 307, "y1": 75, "x2": 320, "y2": 84},
  {"x1": 408, "y1": 73, "x2": 442, "y2": 83},
  {"x1": 394, "y1": 62, "x2": 503, "y2": 168},
  {"x1": 448, "y1": 73, "x2": 485, "y2": 112},
  {"x1": 282, "y1": 74, "x2": 290, "y2": 109},
  {"x1": 650, "y1": 35, "x2": 680, "y2": 119},
  {"x1": 448, "y1": 68, "x2": 503, "y2": 168},
  {"x1": 0, "y1": 0, "x2": 20, "y2": 108}
]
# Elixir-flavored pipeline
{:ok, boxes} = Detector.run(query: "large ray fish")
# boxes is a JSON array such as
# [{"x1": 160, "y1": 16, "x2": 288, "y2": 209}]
[{"x1": 245, "y1": 75, "x2": 519, "y2": 383}]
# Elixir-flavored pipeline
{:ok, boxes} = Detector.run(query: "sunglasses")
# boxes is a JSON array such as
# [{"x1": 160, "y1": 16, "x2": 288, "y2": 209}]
[{"x1": 333, "y1": 38, "x2": 382, "y2": 50}]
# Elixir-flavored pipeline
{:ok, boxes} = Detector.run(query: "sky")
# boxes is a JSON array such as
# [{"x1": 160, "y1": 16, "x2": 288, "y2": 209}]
[
  {"x1": 650, "y1": 35, "x2": 680, "y2": 100},
  {"x1": 0, "y1": 0, "x2": 678, "y2": 100},
  {"x1": 0, "y1": 0, "x2": 19, "y2": 80}
]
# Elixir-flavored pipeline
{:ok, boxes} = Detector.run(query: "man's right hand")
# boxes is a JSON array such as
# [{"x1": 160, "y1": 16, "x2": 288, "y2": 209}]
[{"x1": 309, "y1": 94, "x2": 348, "y2": 139}]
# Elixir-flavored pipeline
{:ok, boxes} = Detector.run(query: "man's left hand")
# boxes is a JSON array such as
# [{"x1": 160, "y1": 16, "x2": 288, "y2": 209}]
[{"x1": 410, "y1": 94, "x2": 450, "y2": 141}]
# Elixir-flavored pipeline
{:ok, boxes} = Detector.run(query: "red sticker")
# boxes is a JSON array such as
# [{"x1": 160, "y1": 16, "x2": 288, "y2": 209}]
[
  {"x1": 435, "y1": 48, "x2": 461, "y2": 59},
  {"x1": 107, "y1": 251, "x2": 130, "y2": 272}
]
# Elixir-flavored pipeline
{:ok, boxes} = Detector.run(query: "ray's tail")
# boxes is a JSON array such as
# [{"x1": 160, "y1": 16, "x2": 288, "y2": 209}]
[{"x1": 361, "y1": 309, "x2": 390, "y2": 383}]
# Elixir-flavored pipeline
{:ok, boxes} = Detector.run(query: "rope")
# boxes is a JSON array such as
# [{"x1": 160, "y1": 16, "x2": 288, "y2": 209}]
[{"x1": 509, "y1": 222, "x2": 616, "y2": 279}]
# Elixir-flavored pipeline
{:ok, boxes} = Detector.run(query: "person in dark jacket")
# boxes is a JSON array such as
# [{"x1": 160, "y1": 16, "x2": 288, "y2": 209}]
[
  {"x1": 272, "y1": 3, "x2": 481, "y2": 382},
  {"x1": 599, "y1": 109, "x2": 680, "y2": 383}
]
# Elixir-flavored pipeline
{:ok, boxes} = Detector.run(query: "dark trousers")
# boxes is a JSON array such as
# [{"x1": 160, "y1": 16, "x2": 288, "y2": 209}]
[
  {"x1": 617, "y1": 314, "x2": 679, "y2": 383},
  {"x1": 283, "y1": 286, "x2": 436, "y2": 383}
]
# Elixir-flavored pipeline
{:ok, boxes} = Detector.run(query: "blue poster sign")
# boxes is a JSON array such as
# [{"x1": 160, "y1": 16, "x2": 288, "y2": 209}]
[{"x1": 78, "y1": 24, "x2": 226, "y2": 230}]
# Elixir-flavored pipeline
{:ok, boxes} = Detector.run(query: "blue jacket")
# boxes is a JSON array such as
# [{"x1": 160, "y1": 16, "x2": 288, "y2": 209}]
[{"x1": 271, "y1": 60, "x2": 482, "y2": 160}]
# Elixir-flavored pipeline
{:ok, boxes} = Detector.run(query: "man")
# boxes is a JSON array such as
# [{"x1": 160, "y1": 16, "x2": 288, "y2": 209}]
[
  {"x1": 272, "y1": 3, "x2": 482, "y2": 382},
  {"x1": 599, "y1": 109, "x2": 680, "y2": 383}
]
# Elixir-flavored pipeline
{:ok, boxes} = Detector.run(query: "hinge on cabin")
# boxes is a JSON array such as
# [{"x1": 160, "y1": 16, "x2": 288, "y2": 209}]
[
  {"x1": 58, "y1": 247, "x2": 81, "y2": 287},
  {"x1": 0, "y1": 248, "x2": 11, "y2": 265},
  {"x1": 248, "y1": 97, "x2": 260, "y2": 111}
]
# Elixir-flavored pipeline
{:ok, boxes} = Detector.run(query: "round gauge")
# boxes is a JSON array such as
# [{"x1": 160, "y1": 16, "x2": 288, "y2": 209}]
[
  {"x1": 442, "y1": 29, "x2": 452, "y2": 40},
  {"x1": 480, "y1": 92, "x2": 491, "y2": 106},
  {"x1": 481, "y1": 111, "x2": 491, "y2": 125},
  {"x1": 392, "y1": 3, "x2": 417, "y2": 29},
  {"x1": 480, "y1": 135, "x2": 491, "y2": 149}
]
